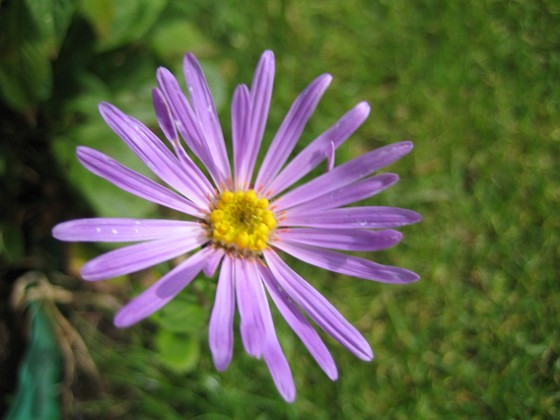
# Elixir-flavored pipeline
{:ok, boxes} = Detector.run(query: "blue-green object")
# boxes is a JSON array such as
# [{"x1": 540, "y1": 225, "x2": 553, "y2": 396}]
[{"x1": 4, "y1": 302, "x2": 62, "y2": 420}]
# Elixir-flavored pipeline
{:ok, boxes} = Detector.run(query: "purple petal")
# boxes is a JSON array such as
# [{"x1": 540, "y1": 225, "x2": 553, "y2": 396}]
[
  {"x1": 152, "y1": 88, "x2": 216, "y2": 199},
  {"x1": 114, "y1": 247, "x2": 212, "y2": 327},
  {"x1": 99, "y1": 103, "x2": 212, "y2": 207},
  {"x1": 183, "y1": 53, "x2": 231, "y2": 184},
  {"x1": 156, "y1": 67, "x2": 223, "y2": 186},
  {"x1": 273, "y1": 241, "x2": 419, "y2": 284},
  {"x1": 156, "y1": 67, "x2": 206, "y2": 157},
  {"x1": 254, "y1": 73, "x2": 332, "y2": 191},
  {"x1": 266, "y1": 102, "x2": 370, "y2": 197},
  {"x1": 326, "y1": 141, "x2": 335, "y2": 172},
  {"x1": 232, "y1": 260, "x2": 296, "y2": 400},
  {"x1": 236, "y1": 51, "x2": 275, "y2": 190},
  {"x1": 152, "y1": 87, "x2": 178, "y2": 142},
  {"x1": 274, "y1": 228, "x2": 403, "y2": 252},
  {"x1": 259, "y1": 265, "x2": 338, "y2": 380},
  {"x1": 232, "y1": 84, "x2": 251, "y2": 187},
  {"x1": 76, "y1": 146, "x2": 204, "y2": 217},
  {"x1": 53, "y1": 218, "x2": 203, "y2": 243},
  {"x1": 209, "y1": 254, "x2": 235, "y2": 371},
  {"x1": 81, "y1": 234, "x2": 207, "y2": 281},
  {"x1": 263, "y1": 338, "x2": 296, "y2": 403},
  {"x1": 203, "y1": 247, "x2": 224, "y2": 278},
  {"x1": 287, "y1": 173, "x2": 399, "y2": 214},
  {"x1": 263, "y1": 249, "x2": 373, "y2": 361},
  {"x1": 244, "y1": 261, "x2": 296, "y2": 402},
  {"x1": 273, "y1": 141, "x2": 413, "y2": 211},
  {"x1": 281, "y1": 206, "x2": 422, "y2": 229},
  {"x1": 235, "y1": 258, "x2": 264, "y2": 357}
]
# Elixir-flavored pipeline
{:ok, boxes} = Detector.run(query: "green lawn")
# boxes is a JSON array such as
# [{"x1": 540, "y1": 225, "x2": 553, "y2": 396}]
[{"x1": 1, "y1": 0, "x2": 558, "y2": 418}]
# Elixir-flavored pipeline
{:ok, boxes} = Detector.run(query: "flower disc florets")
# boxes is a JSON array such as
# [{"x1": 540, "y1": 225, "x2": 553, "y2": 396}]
[{"x1": 208, "y1": 189, "x2": 277, "y2": 253}]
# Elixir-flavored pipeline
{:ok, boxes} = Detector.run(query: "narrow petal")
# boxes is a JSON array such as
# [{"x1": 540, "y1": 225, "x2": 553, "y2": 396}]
[
  {"x1": 53, "y1": 218, "x2": 203, "y2": 243},
  {"x1": 245, "y1": 261, "x2": 296, "y2": 402},
  {"x1": 273, "y1": 241, "x2": 419, "y2": 284},
  {"x1": 263, "y1": 339, "x2": 296, "y2": 403},
  {"x1": 274, "y1": 228, "x2": 403, "y2": 252},
  {"x1": 152, "y1": 87, "x2": 215, "y2": 201},
  {"x1": 235, "y1": 258, "x2": 264, "y2": 357},
  {"x1": 273, "y1": 141, "x2": 413, "y2": 210},
  {"x1": 286, "y1": 173, "x2": 399, "y2": 214},
  {"x1": 156, "y1": 67, "x2": 207, "y2": 158},
  {"x1": 232, "y1": 84, "x2": 251, "y2": 186},
  {"x1": 263, "y1": 249, "x2": 373, "y2": 361},
  {"x1": 255, "y1": 74, "x2": 332, "y2": 190},
  {"x1": 266, "y1": 102, "x2": 370, "y2": 197},
  {"x1": 203, "y1": 247, "x2": 224, "y2": 278},
  {"x1": 76, "y1": 146, "x2": 204, "y2": 217},
  {"x1": 81, "y1": 234, "x2": 207, "y2": 281},
  {"x1": 152, "y1": 87, "x2": 178, "y2": 142},
  {"x1": 99, "y1": 103, "x2": 211, "y2": 206},
  {"x1": 183, "y1": 53, "x2": 231, "y2": 183},
  {"x1": 259, "y1": 265, "x2": 338, "y2": 380},
  {"x1": 114, "y1": 248, "x2": 212, "y2": 327},
  {"x1": 209, "y1": 255, "x2": 235, "y2": 371},
  {"x1": 237, "y1": 51, "x2": 275, "y2": 190},
  {"x1": 326, "y1": 141, "x2": 335, "y2": 172},
  {"x1": 280, "y1": 206, "x2": 423, "y2": 229},
  {"x1": 156, "y1": 67, "x2": 222, "y2": 186}
]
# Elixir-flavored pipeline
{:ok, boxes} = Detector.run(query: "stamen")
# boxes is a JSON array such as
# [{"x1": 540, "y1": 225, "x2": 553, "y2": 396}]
[{"x1": 207, "y1": 189, "x2": 277, "y2": 253}]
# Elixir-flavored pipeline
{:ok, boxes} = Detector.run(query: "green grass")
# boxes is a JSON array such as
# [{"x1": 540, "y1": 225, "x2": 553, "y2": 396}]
[{"x1": 2, "y1": 0, "x2": 559, "y2": 418}]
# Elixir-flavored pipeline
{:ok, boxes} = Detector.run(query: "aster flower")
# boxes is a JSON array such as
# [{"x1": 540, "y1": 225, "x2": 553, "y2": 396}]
[{"x1": 52, "y1": 50, "x2": 421, "y2": 402}]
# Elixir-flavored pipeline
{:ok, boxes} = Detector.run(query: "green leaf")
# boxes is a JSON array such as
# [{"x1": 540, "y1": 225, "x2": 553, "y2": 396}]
[
  {"x1": 0, "y1": 224, "x2": 25, "y2": 265},
  {"x1": 150, "y1": 20, "x2": 216, "y2": 62},
  {"x1": 78, "y1": 0, "x2": 114, "y2": 42},
  {"x1": 155, "y1": 331, "x2": 200, "y2": 374},
  {"x1": 51, "y1": 56, "x2": 171, "y2": 219},
  {"x1": 23, "y1": 0, "x2": 76, "y2": 53},
  {"x1": 0, "y1": 0, "x2": 75, "y2": 112},
  {"x1": 64, "y1": 71, "x2": 112, "y2": 116},
  {"x1": 0, "y1": 41, "x2": 53, "y2": 113},
  {"x1": 51, "y1": 123, "x2": 157, "y2": 219},
  {"x1": 80, "y1": 0, "x2": 168, "y2": 51},
  {"x1": 5, "y1": 301, "x2": 62, "y2": 420},
  {"x1": 152, "y1": 294, "x2": 208, "y2": 334}
]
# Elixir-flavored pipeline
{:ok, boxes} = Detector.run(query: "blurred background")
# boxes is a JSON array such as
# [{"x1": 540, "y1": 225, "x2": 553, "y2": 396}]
[{"x1": 1, "y1": 0, "x2": 558, "y2": 418}]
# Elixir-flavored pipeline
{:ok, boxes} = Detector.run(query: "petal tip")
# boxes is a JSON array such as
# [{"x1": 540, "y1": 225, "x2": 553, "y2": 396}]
[
  {"x1": 98, "y1": 101, "x2": 119, "y2": 119},
  {"x1": 214, "y1": 357, "x2": 232, "y2": 372},
  {"x1": 357, "y1": 101, "x2": 371, "y2": 116},
  {"x1": 321, "y1": 73, "x2": 333, "y2": 84},
  {"x1": 360, "y1": 345, "x2": 374, "y2": 361},
  {"x1": 326, "y1": 366, "x2": 339, "y2": 381},
  {"x1": 390, "y1": 229, "x2": 404, "y2": 242},
  {"x1": 79, "y1": 269, "x2": 100, "y2": 282},
  {"x1": 80, "y1": 261, "x2": 108, "y2": 282},
  {"x1": 114, "y1": 311, "x2": 134, "y2": 329},
  {"x1": 398, "y1": 269, "x2": 421, "y2": 283},
  {"x1": 280, "y1": 386, "x2": 296, "y2": 403},
  {"x1": 407, "y1": 210, "x2": 423, "y2": 224},
  {"x1": 156, "y1": 66, "x2": 174, "y2": 83},
  {"x1": 400, "y1": 140, "x2": 414, "y2": 151},
  {"x1": 51, "y1": 223, "x2": 65, "y2": 240},
  {"x1": 97, "y1": 101, "x2": 111, "y2": 112}
]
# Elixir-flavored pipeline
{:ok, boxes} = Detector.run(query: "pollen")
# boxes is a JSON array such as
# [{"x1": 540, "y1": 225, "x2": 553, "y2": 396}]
[{"x1": 208, "y1": 189, "x2": 277, "y2": 253}]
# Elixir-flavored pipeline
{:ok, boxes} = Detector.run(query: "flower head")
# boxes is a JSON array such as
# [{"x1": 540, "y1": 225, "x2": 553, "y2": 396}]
[{"x1": 53, "y1": 51, "x2": 421, "y2": 402}]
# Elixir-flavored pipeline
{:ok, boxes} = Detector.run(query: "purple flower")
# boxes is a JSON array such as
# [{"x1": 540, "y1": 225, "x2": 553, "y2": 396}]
[{"x1": 52, "y1": 51, "x2": 421, "y2": 402}]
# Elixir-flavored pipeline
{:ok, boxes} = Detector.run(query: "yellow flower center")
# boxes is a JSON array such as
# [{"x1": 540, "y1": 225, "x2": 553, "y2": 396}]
[{"x1": 208, "y1": 190, "x2": 277, "y2": 252}]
